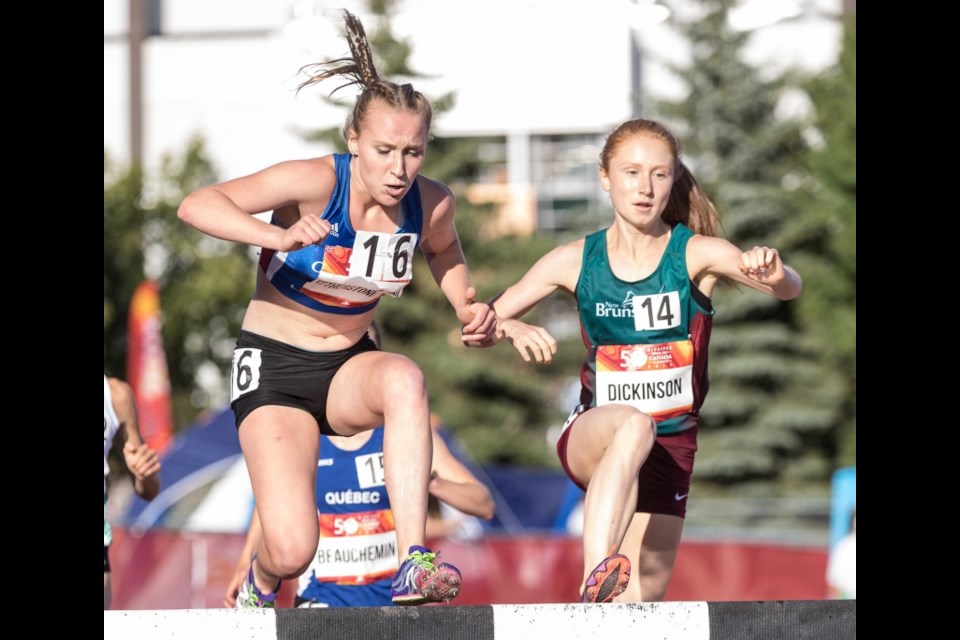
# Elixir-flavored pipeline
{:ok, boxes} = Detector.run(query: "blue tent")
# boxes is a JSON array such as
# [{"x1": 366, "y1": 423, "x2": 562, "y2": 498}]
[{"x1": 121, "y1": 408, "x2": 574, "y2": 534}]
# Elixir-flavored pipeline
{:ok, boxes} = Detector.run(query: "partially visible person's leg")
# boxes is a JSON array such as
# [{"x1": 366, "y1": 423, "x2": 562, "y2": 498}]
[
  {"x1": 616, "y1": 512, "x2": 683, "y2": 602},
  {"x1": 562, "y1": 406, "x2": 656, "y2": 600},
  {"x1": 239, "y1": 406, "x2": 321, "y2": 593}
]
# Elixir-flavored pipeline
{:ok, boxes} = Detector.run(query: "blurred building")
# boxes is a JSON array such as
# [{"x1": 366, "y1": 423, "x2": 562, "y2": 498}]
[{"x1": 104, "y1": 0, "x2": 849, "y2": 234}]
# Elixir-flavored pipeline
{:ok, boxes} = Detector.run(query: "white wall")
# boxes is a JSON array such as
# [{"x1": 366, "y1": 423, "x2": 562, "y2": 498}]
[{"x1": 104, "y1": 0, "x2": 844, "y2": 181}]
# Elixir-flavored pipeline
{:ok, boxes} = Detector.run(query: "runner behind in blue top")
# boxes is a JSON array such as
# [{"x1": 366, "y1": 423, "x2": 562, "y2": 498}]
[{"x1": 224, "y1": 425, "x2": 495, "y2": 607}]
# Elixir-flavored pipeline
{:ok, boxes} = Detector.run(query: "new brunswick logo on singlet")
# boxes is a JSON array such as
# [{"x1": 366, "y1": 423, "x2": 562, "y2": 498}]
[{"x1": 595, "y1": 341, "x2": 694, "y2": 420}]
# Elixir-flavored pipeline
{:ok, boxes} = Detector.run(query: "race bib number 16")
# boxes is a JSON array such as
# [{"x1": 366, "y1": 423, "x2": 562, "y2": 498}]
[{"x1": 348, "y1": 231, "x2": 416, "y2": 283}]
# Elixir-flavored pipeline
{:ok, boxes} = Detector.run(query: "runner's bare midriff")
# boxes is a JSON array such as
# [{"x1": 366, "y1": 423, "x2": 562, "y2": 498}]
[{"x1": 241, "y1": 274, "x2": 377, "y2": 352}]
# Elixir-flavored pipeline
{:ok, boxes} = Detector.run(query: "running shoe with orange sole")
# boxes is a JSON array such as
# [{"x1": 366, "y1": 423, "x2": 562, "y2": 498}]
[{"x1": 580, "y1": 553, "x2": 631, "y2": 603}]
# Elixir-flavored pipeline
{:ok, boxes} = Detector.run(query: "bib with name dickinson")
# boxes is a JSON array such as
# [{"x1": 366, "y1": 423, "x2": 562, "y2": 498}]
[
  {"x1": 576, "y1": 224, "x2": 714, "y2": 434},
  {"x1": 595, "y1": 339, "x2": 694, "y2": 422}
]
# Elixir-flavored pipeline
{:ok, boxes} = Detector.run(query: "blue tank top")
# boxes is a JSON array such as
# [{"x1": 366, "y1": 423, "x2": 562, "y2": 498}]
[
  {"x1": 297, "y1": 428, "x2": 396, "y2": 606},
  {"x1": 575, "y1": 224, "x2": 714, "y2": 434},
  {"x1": 259, "y1": 153, "x2": 424, "y2": 315}
]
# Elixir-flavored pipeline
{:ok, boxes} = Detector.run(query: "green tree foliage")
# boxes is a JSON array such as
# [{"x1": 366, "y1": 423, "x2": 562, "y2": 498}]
[
  {"x1": 656, "y1": 0, "x2": 848, "y2": 495},
  {"x1": 104, "y1": 139, "x2": 253, "y2": 428},
  {"x1": 801, "y1": 15, "x2": 856, "y2": 467}
]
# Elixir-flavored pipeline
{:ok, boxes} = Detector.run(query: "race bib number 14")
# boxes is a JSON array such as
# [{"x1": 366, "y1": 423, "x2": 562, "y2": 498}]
[{"x1": 631, "y1": 291, "x2": 681, "y2": 331}]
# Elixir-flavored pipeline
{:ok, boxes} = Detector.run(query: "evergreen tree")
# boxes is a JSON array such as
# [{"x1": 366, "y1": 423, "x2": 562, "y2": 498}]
[
  {"x1": 104, "y1": 139, "x2": 253, "y2": 428},
  {"x1": 801, "y1": 15, "x2": 856, "y2": 467},
  {"x1": 656, "y1": 0, "x2": 847, "y2": 496}
]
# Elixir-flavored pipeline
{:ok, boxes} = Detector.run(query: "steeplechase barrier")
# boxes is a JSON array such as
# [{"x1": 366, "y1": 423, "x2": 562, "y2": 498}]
[{"x1": 105, "y1": 599, "x2": 855, "y2": 639}]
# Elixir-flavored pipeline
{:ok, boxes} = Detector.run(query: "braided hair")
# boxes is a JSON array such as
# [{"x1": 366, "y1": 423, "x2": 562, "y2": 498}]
[{"x1": 298, "y1": 10, "x2": 432, "y2": 140}]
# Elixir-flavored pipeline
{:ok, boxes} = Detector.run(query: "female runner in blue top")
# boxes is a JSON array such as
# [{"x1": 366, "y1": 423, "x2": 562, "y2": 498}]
[{"x1": 178, "y1": 11, "x2": 494, "y2": 607}]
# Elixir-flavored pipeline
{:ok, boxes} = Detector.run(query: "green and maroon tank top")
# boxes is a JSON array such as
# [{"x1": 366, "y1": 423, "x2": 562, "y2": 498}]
[{"x1": 575, "y1": 223, "x2": 714, "y2": 434}]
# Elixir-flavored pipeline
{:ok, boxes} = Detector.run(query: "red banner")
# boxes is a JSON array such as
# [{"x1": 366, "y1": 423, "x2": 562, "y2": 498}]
[
  {"x1": 126, "y1": 280, "x2": 174, "y2": 455},
  {"x1": 109, "y1": 530, "x2": 830, "y2": 609}
]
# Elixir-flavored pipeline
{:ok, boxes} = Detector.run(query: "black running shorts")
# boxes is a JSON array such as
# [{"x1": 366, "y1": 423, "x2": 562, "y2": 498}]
[{"x1": 230, "y1": 330, "x2": 379, "y2": 435}]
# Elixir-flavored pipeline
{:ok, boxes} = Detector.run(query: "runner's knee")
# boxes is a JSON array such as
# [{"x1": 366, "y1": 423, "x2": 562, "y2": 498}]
[
  {"x1": 379, "y1": 356, "x2": 427, "y2": 399},
  {"x1": 613, "y1": 411, "x2": 656, "y2": 455},
  {"x1": 263, "y1": 534, "x2": 317, "y2": 579}
]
